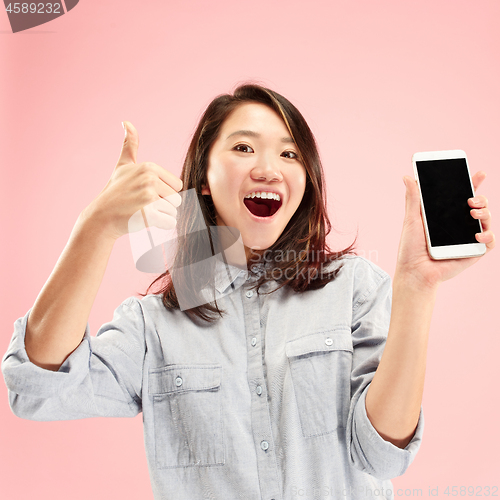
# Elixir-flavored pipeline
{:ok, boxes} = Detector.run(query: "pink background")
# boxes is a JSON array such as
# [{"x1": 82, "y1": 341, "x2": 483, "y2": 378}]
[{"x1": 1, "y1": 1, "x2": 498, "y2": 498}]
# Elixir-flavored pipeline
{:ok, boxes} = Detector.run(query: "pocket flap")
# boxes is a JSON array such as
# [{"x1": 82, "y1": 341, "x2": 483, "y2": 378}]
[
  {"x1": 285, "y1": 330, "x2": 352, "y2": 358},
  {"x1": 148, "y1": 364, "x2": 222, "y2": 395}
]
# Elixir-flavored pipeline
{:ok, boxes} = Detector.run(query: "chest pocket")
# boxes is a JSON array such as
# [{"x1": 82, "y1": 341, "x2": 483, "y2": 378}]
[
  {"x1": 286, "y1": 329, "x2": 353, "y2": 438},
  {"x1": 148, "y1": 364, "x2": 224, "y2": 469}
]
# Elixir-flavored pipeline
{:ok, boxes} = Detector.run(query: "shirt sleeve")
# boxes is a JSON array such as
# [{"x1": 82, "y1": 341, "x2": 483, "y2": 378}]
[
  {"x1": 1, "y1": 297, "x2": 146, "y2": 422},
  {"x1": 345, "y1": 258, "x2": 424, "y2": 480}
]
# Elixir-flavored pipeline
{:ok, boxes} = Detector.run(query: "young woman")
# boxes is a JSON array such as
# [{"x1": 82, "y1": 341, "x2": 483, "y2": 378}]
[{"x1": 2, "y1": 84, "x2": 494, "y2": 500}]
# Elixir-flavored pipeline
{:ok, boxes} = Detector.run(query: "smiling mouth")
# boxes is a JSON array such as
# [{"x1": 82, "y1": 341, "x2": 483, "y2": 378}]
[{"x1": 243, "y1": 197, "x2": 282, "y2": 217}]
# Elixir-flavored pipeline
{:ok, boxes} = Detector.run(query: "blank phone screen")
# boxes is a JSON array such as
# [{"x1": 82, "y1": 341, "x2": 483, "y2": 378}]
[{"x1": 416, "y1": 158, "x2": 480, "y2": 247}]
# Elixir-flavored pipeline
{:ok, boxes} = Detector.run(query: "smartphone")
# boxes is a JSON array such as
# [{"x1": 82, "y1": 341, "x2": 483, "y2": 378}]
[{"x1": 412, "y1": 150, "x2": 486, "y2": 260}]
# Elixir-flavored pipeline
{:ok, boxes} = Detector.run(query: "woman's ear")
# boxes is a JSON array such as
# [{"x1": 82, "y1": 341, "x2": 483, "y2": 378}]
[{"x1": 201, "y1": 183, "x2": 211, "y2": 195}]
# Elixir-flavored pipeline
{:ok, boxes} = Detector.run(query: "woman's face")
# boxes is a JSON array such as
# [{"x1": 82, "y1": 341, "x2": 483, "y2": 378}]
[{"x1": 202, "y1": 102, "x2": 307, "y2": 261}]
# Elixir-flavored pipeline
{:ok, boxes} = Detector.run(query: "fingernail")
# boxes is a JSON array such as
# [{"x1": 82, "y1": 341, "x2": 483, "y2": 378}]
[{"x1": 122, "y1": 121, "x2": 127, "y2": 138}]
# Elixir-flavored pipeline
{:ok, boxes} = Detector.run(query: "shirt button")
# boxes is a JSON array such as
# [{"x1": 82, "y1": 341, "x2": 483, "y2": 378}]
[
  {"x1": 325, "y1": 337, "x2": 333, "y2": 346},
  {"x1": 175, "y1": 376, "x2": 183, "y2": 387},
  {"x1": 245, "y1": 290, "x2": 254, "y2": 298},
  {"x1": 256, "y1": 385, "x2": 263, "y2": 395},
  {"x1": 251, "y1": 337, "x2": 257, "y2": 346},
  {"x1": 260, "y1": 440, "x2": 269, "y2": 451}
]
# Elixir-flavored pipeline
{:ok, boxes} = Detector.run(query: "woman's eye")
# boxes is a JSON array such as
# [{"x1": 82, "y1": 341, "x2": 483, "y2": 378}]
[
  {"x1": 234, "y1": 144, "x2": 254, "y2": 153},
  {"x1": 282, "y1": 151, "x2": 298, "y2": 159}
]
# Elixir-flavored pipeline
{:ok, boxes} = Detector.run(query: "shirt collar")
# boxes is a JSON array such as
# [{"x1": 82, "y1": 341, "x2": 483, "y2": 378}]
[{"x1": 213, "y1": 257, "x2": 248, "y2": 295}]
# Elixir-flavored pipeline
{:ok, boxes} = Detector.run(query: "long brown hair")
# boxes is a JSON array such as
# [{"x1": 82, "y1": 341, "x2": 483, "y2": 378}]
[{"x1": 142, "y1": 83, "x2": 355, "y2": 321}]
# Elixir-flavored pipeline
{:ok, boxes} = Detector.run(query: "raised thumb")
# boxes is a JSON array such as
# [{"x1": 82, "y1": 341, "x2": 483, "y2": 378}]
[
  {"x1": 116, "y1": 121, "x2": 139, "y2": 167},
  {"x1": 403, "y1": 175, "x2": 421, "y2": 222}
]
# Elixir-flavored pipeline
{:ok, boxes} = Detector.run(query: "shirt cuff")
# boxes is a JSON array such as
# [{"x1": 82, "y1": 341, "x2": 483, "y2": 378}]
[
  {"x1": 1, "y1": 308, "x2": 91, "y2": 399},
  {"x1": 351, "y1": 385, "x2": 424, "y2": 480}
]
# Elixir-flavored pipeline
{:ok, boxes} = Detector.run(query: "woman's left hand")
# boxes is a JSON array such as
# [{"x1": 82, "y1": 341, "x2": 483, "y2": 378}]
[{"x1": 395, "y1": 171, "x2": 495, "y2": 289}]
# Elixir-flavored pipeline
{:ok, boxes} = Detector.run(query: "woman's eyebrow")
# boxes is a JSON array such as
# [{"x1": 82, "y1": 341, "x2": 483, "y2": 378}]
[{"x1": 226, "y1": 130, "x2": 294, "y2": 144}]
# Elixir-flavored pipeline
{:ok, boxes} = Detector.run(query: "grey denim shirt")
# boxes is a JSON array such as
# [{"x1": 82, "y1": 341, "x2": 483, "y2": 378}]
[{"x1": 2, "y1": 256, "x2": 424, "y2": 500}]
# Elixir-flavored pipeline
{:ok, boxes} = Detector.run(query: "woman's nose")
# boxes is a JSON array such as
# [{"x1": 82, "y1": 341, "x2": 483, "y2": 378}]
[{"x1": 251, "y1": 155, "x2": 283, "y2": 182}]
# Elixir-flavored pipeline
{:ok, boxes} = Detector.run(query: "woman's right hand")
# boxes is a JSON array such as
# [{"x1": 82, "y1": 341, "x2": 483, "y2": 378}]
[{"x1": 83, "y1": 121, "x2": 183, "y2": 240}]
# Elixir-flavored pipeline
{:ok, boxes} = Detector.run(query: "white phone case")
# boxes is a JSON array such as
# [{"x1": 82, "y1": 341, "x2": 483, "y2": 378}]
[{"x1": 412, "y1": 150, "x2": 486, "y2": 260}]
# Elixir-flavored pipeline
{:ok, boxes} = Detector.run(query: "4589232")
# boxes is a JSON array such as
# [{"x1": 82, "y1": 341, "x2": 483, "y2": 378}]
[{"x1": 443, "y1": 486, "x2": 498, "y2": 496}]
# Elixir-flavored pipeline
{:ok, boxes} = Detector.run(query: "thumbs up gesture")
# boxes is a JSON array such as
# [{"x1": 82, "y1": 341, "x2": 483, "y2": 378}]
[{"x1": 87, "y1": 121, "x2": 183, "y2": 240}]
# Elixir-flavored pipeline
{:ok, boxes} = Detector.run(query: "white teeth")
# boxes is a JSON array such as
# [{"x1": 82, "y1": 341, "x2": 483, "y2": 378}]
[{"x1": 244, "y1": 191, "x2": 281, "y2": 201}]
